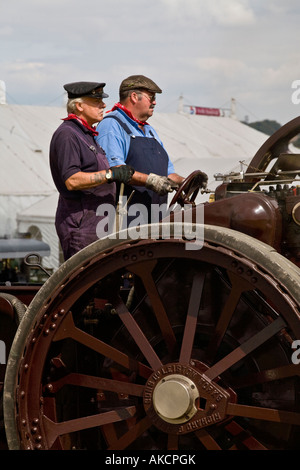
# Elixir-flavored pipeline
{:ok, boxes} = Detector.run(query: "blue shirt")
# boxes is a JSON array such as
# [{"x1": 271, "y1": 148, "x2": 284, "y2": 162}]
[{"x1": 95, "y1": 108, "x2": 175, "y2": 174}]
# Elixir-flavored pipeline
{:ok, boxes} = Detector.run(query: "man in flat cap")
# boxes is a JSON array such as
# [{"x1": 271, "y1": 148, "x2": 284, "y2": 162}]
[
  {"x1": 96, "y1": 74, "x2": 207, "y2": 226},
  {"x1": 50, "y1": 81, "x2": 135, "y2": 260},
  {"x1": 95, "y1": 75, "x2": 179, "y2": 226}
]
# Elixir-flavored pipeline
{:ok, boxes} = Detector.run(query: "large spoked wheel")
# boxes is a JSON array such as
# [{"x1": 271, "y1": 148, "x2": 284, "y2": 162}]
[{"x1": 4, "y1": 223, "x2": 300, "y2": 450}]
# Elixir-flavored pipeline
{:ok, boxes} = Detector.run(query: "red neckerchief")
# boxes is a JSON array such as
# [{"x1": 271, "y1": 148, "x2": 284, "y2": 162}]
[
  {"x1": 62, "y1": 114, "x2": 99, "y2": 136},
  {"x1": 107, "y1": 103, "x2": 149, "y2": 126}
]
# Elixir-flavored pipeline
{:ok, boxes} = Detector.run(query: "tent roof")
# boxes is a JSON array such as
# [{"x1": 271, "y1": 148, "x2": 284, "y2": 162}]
[
  {"x1": 0, "y1": 104, "x2": 61, "y2": 196},
  {"x1": 151, "y1": 112, "x2": 267, "y2": 162},
  {"x1": 0, "y1": 103, "x2": 270, "y2": 207},
  {"x1": 17, "y1": 193, "x2": 58, "y2": 222}
]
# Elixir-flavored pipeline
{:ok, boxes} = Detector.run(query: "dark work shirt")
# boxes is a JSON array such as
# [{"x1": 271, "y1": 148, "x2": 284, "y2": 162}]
[{"x1": 49, "y1": 119, "x2": 112, "y2": 200}]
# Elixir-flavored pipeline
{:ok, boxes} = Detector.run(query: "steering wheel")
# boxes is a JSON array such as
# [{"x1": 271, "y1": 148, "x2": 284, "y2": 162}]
[{"x1": 169, "y1": 170, "x2": 204, "y2": 208}]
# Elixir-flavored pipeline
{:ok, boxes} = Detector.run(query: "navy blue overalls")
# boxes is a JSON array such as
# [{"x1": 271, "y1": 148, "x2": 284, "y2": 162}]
[
  {"x1": 52, "y1": 121, "x2": 115, "y2": 260},
  {"x1": 104, "y1": 115, "x2": 169, "y2": 226}
]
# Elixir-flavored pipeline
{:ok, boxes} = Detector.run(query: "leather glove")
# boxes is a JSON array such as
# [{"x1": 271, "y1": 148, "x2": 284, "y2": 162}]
[
  {"x1": 145, "y1": 173, "x2": 178, "y2": 196},
  {"x1": 185, "y1": 171, "x2": 208, "y2": 191},
  {"x1": 109, "y1": 165, "x2": 135, "y2": 184}
]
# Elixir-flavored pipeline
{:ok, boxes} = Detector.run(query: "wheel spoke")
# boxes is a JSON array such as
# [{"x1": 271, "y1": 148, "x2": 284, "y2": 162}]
[
  {"x1": 167, "y1": 433, "x2": 179, "y2": 450},
  {"x1": 113, "y1": 296, "x2": 162, "y2": 371},
  {"x1": 205, "y1": 316, "x2": 287, "y2": 380},
  {"x1": 43, "y1": 406, "x2": 137, "y2": 449},
  {"x1": 227, "y1": 402, "x2": 300, "y2": 426},
  {"x1": 195, "y1": 429, "x2": 222, "y2": 449},
  {"x1": 53, "y1": 311, "x2": 152, "y2": 379},
  {"x1": 100, "y1": 422, "x2": 118, "y2": 446},
  {"x1": 225, "y1": 421, "x2": 267, "y2": 450},
  {"x1": 47, "y1": 372, "x2": 144, "y2": 396},
  {"x1": 179, "y1": 271, "x2": 205, "y2": 364},
  {"x1": 129, "y1": 261, "x2": 177, "y2": 356},
  {"x1": 231, "y1": 363, "x2": 300, "y2": 389},
  {"x1": 206, "y1": 272, "x2": 252, "y2": 361},
  {"x1": 107, "y1": 416, "x2": 152, "y2": 450}
]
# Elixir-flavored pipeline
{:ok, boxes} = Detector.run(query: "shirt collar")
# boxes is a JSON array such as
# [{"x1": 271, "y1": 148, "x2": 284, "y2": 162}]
[
  {"x1": 62, "y1": 114, "x2": 99, "y2": 136},
  {"x1": 107, "y1": 103, "x2": 149, "y2": 126}
]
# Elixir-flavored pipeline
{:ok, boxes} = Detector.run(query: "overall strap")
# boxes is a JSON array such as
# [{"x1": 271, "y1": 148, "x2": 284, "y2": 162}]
[
  {"x1": 103, "y1": 115, "x2": 133, "y2": 136},
  {"x1": 104, "y1": 115, "x2": 157, "y2": 139}
]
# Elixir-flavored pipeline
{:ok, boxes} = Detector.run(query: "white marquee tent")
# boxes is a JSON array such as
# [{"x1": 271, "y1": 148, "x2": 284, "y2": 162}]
[{"x1": 0, "y1": 102, "x2": 270, "y2": 271}]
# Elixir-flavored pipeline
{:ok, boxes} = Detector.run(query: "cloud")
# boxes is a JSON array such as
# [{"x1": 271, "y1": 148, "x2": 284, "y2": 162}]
[
  {"x1": 1, "y1": 0, "x2": 300, "y2": 123},
  {"x1": 207, "y1": 0, "x2": 255, "y2": 25},
  {"x1": 159, "y1": 0, "x2": 255, "y2": 25},
  {"x1": 6, "y1": 61, "x2": 45, "y2": 73}
]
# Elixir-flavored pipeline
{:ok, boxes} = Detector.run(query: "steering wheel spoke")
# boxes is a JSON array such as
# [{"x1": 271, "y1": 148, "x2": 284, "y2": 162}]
[{"x1": 169, "y1": 170, "x2": 204, "y2": 208}]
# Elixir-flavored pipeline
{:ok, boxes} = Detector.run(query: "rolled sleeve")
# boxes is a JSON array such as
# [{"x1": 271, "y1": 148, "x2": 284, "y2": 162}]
[{"x1": 167, "y1": 159, "x2": 175, "y2": 175}]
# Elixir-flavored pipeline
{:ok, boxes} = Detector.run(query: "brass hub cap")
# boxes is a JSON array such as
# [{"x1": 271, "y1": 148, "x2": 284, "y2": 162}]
[
  {"x1": 143, "y1": 363, "x2": 230, "y2": 434},
  {"x1": 153, "y1": 374, "x2": 199, "y2": 423}
]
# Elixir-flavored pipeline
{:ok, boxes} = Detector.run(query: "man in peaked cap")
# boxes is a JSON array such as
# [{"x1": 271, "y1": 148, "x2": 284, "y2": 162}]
[
  {"x1": 49, "y1": 81, "x2": 135, "y2": 260},
  {"x1": 96, "y1": 75, "x2": 207, "y2": 226},
  {"x1": 63, "y1": 81, "x2": 109, "y2": 99}
]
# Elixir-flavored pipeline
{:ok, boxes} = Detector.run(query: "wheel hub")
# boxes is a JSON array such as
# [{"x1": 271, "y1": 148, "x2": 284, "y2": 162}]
[
  {"x1": 153, "y1": 374, "x2": 199, "y2": 423},
  {"x1": 143, "y1": 362, "x2": 231, "y2": 434}
]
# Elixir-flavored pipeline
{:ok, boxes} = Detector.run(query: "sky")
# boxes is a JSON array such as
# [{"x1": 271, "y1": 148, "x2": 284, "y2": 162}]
[{"x1": 1, "y1": 0, "x2": 300, "y2": 125}]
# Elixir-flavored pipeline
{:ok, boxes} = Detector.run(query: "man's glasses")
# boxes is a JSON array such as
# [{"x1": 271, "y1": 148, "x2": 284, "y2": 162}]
[{"x1": 139, "y1": 92, "x2": 156, "y2": 103}]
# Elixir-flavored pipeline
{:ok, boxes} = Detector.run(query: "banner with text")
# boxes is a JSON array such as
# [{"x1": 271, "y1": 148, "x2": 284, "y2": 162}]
[{"x1": 189, "y1": 106, "x2": 221, "y2": 116}]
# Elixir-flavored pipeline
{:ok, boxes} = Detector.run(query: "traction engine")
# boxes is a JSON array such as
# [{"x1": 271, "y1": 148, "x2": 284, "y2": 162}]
[{"x1": 1, "y1": 117, "x2": 300, "y2": 450}]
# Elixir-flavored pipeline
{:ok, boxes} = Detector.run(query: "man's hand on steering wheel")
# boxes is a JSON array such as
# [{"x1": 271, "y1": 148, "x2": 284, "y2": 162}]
[
  {"x1": 145, "y1": 173, "x2": 179, "y2": 196},
  {"x1": 184, "y1": 170, "x2": 208, "y2": 193}
]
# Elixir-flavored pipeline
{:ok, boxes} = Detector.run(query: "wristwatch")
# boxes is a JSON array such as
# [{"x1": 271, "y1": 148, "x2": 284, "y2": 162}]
[{"x1": 105, "y1": 169, "x2": 113, "y2": 182}]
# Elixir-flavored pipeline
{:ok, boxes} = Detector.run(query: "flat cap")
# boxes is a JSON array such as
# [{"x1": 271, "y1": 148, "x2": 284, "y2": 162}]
[
  {"x1": 63, "y1": 81, "x2": 109, "y2": 99},
  {"x1": 119, "y1": 75, "x2": 162, "y2": 94}
]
